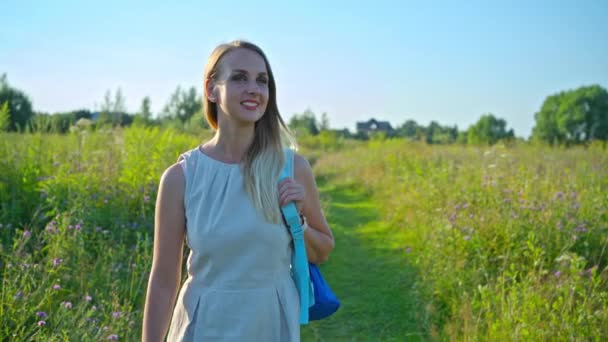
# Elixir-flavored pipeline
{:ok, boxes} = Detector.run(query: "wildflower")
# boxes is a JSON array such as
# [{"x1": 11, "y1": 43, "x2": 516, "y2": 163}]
[
  {"x1": 112, "y1": 311, "x2": 123, "y2": 318},
  {"x1": 53, "y1": 284, "x2": 61, "y2": 290},
  {"x1": 37, "y1": 320, "x2": 46, "y2": 327},
  {"x1": 14, "y1": 291, "x2": 23, "y2": 300},
  {"x1": 36, "y1": 311, "x2": 48, "y2": 319},
  {"x1": 574, "y1": 224, "x2": 587, "y2": 233},
  {"x1": 554, "y1": 271, "x2": 561, "y2": 278},
  {"x1": 107, "y1": 334, "x2": 118, "y2": 340},
  {"x1": 85, "y1": 295, "x2": 92, "y2": 302},
  {"x1": 68, "y1": 225, "x2": 73, "y2": 230},
  {"x1": 144, "y1": 195, "x2": 150, "y2": 203},
  {"x1": 53, "y1": 258, "x2": 63, "y2": 267},
  {"x1": 61, "y1": 301, "x2": 72, "y2": 309},
  {"x1": 23, "y1": 230, "x2": 31, "y2": 238},
  {"x1": 463, "y1": 235, "x2": 471, "y2": 241},
  {"x1": 449, "y1": 212, "x2": 457, "y2": 224},
  {"x1": 75, "y1": 224, "x2": 82, "y2": 231}
]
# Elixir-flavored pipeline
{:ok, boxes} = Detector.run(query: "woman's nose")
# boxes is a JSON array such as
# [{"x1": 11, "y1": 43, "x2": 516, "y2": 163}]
[{"x1": 246, "y1": 80, "x2": 262, "y2": 94}]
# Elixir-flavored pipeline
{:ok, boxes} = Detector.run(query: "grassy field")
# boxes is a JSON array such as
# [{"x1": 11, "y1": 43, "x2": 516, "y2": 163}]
[{"x1": 1, "y1": 127, "x2": 607, "y2": 341}]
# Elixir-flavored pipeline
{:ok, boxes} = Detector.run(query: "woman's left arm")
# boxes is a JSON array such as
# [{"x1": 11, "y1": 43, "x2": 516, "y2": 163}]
[{"x1": 293, "y1": 153, "x2": 335, "y2": 264}]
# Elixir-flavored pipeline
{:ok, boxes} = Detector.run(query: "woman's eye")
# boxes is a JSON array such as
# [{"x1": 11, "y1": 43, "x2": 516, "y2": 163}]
[
  {"x1": 257, "y1": 78, "x2": 268, "y2": 84},
  {"x1": 232, "y1": 74, "x2": 246, "y2": 81}
]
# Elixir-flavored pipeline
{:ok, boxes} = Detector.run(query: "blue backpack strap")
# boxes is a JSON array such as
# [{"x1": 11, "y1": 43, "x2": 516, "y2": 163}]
[{"x1": 279, "y1": 147, "x2": 313, "y2": 324}]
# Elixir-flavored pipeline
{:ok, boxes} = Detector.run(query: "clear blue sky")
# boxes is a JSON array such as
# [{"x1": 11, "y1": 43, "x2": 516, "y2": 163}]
[{"x1": 2, "y1": 0, "x2": 607, "y2": 137}]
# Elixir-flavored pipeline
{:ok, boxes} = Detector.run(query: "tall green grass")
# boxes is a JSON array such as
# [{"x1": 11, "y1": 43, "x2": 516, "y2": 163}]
[
  {"x1": 1, "y1": 128, "x2": 606, "y2": 340},
  {"x1": 0, "y1": 128, "x2": 205, "y2": 340},
  {"x1": 315, "y1": 139, "x2": 608, "y2": 340}
]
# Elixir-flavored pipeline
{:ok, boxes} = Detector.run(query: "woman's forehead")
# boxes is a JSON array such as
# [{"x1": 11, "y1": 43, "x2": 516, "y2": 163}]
[{"x1": 220, "y1": 48, "x2": 267, "y2": 74}]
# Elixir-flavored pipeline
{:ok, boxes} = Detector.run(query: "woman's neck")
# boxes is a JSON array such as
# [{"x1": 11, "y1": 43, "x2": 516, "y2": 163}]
[{"x1": 205, "y1": 124, "x2": 255, "y2": 164}]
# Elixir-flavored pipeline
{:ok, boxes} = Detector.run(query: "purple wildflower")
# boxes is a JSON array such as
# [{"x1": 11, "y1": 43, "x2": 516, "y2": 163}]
[
  {"x1": 36, "y1": 311, "x2": 48, "y2": 319},
  {"x1": 95, "y1": 226, "x2": 102, "y2": 232},
  {"x1": 449, "y1": 212, "x2": 457, "y2": 224},
  {"x1": 53, "y1": 258, "x2": 63, "y2": 267},
  {"x1": 144, "y1": 195, "x2": 150, "y2": 203},
  {"x1": 112, "y1": 311, "x2": 123, "y2": 318},
  {"x1": 554, "y1": 271, "x2": 561, "y2": 278},
  {"x1": 107, "y1": 334, "x2": 118, "y2": 340},
  {"x1": 52, "y1": 284, "x2": 61, "y2": 290},
  {"x1": 37, "y1": 320, "x2": 46, "y2": 327},
  {"x1": 75, "y1": 223, "x2": 82, "y2": 231},
  {"x1": 85, "y1": 295, "x2": 92, "y2": 302},
  {"x1": 61, "y1": 301, "x2": 72, "y2": 309},
  {"x1": 574, "y1": 224, "x2": 587, "y2": 233},
  {"x1": 555, "y1": 191, "x2": 564, "y2": 200},
  {"x1": 23, "y1": 230, "x2": 31, "y2": 238}
]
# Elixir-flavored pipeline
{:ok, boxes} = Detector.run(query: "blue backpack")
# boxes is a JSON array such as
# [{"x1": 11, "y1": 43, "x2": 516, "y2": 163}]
[{"x1": 279, "y1": 148, "x2": 340, "y2": 324}]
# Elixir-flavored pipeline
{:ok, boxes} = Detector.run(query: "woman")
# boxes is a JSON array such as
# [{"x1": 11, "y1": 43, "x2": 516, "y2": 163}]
[{"x1": 142, "y1": 40, "x2": 335, "y2": 341}]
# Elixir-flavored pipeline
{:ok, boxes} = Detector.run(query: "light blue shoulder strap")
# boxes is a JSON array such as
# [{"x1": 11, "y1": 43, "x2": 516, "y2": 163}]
[{"x1": 279, "y1": 147, "x2": 314, "y2": 324}]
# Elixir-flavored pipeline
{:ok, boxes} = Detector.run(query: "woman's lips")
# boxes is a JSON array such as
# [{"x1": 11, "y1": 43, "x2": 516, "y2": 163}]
[{"x1": 241, "y1": 100, "x2": 259, "y2": 110}]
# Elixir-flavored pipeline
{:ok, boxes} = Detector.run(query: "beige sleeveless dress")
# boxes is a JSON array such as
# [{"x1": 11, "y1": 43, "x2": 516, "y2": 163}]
[{"x1": 166, "y1": 146, "x2": 300, "y2": 341}]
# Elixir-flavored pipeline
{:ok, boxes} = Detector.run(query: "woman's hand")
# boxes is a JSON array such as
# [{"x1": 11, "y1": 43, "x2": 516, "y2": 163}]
[{"x1": 278, "y1": 178, "x2": 306, "y2": 214}]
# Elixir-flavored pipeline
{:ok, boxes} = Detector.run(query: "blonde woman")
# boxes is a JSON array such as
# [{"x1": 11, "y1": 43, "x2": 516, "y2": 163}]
[{"x1": 142, "y1": 40, "x2": 335, "y2": 341}]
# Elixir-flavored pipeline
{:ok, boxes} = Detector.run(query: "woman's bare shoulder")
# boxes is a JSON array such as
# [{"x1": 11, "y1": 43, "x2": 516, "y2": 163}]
[
  {"x1": 158, "y1": 162, "x2": 185, "y2": 198},
  {"x1": 293, "y1": 151, "x2": 312, "y2": 174}
]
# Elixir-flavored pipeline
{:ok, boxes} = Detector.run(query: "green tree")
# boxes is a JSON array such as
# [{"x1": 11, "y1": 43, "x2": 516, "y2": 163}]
[
  {"x1": 532, "y1": 85, "x2": 608, "y2": 145},
  {"x1": 162, "y1": 86, "x2": 201, "y2": 123},
  {"x1": 397, "y1": 119, "x2": 419, "y2": 139},
  {"x1": 0, "y1": 73, "x2": 34, "y2": 131},
  {"x1": 467, "y1": 113, "x2": 514, "y2": 145},
  {"x1": 113, "y1": 88, "x2": 126, "y2": 126},
  {"x1": 0, "y1": 101, "x2": 10, "y2": 131},
  {"x1": 289, "y1": 108, "x2": 319, "y2": 135},
  {"x1": 319, "y1": 112, "x2": 330, "y2": 131},
  {"x1": 140, "y1": 96, "x2": 152, "y2": 120}
]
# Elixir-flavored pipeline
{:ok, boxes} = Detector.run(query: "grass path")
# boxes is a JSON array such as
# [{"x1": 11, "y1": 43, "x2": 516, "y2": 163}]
[{"x1": 301, "y1": 174, "x2": 430, "y2": 341}]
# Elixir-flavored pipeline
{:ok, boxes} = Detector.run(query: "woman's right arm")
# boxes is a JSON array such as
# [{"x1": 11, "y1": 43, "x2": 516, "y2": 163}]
[{"x1": 142, "y1": 163, "x2": 186, "y2": 342}]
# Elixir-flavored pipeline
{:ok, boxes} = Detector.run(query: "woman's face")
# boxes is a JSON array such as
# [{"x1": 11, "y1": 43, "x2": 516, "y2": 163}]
[{"x1": 211, "y1": 48, "x2": 270, "y2": 125}]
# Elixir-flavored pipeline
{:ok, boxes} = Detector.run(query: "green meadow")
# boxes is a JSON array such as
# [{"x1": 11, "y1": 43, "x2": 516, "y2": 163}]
[{"x1": 1, "y1": 127, "x2": 607, "y2": 341}]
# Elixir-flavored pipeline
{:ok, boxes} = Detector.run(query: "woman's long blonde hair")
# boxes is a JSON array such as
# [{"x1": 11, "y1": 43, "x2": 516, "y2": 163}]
[{"x1": 203, "y1": 40, "x2": 297, "y2": 225}]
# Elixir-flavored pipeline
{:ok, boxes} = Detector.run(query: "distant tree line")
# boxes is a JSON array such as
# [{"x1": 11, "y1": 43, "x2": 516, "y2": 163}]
[{"x1": 1, "y1": 72, "x2": 606, "y2": 146}]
